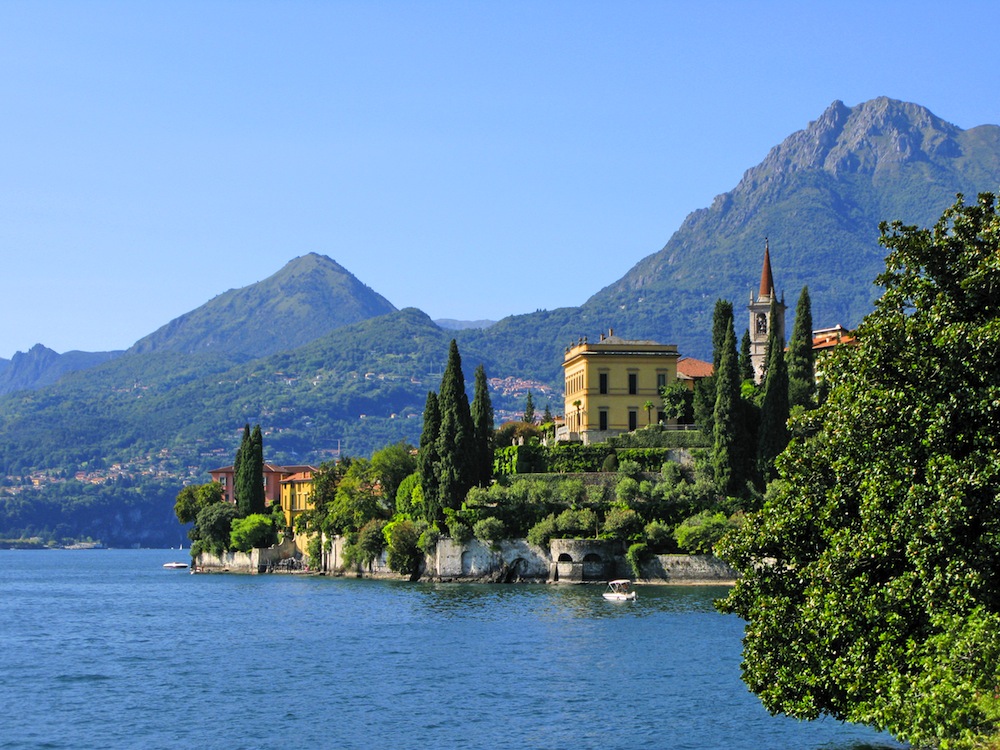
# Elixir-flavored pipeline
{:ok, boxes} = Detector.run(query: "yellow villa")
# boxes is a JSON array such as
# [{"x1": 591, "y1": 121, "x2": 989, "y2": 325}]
[{"x1": 559, "y1": 329, "x2": 680, "y2": 444}]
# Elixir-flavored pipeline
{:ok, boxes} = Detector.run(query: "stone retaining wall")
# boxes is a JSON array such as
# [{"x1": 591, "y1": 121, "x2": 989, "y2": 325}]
[{"x1": 194, "y1": 536, "x2": 735, "y2": 583}]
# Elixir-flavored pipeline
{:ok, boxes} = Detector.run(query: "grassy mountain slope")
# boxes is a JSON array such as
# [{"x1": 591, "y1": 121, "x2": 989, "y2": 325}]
[{"x1": 129, "y1": 252, "x2": 396, "y2": 358}]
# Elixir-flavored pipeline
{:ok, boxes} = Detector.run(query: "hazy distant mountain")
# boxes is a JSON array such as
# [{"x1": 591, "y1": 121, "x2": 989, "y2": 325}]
[
  {"x1": 435, "y1": 318, "x2": 497, "y2": 331},
  {"x1": 0, "y1": 344, "x2": 123, "y2": 395},
  {"x1": 129, "y1": 253, "x2": 397, "y2": 358}
]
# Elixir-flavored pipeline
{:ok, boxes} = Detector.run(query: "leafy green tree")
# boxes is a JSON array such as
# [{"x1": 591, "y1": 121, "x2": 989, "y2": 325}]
[
  {"x1": 435, "y1": 340, "x2": 476, "y2": 512},
  {"x1": 755, "y1": 298, "x2": 789, "y2": 483},
  {"x1": 660, "y1": 382, "x2": 694, "y2": 424},
  {"x1": 327, "y1": 458, "x2": 385, "y2": 534},
  {"x1": 194, "y1": 501, "x2": 239, "y2": 556},
  {"x1": 674, "y1": 510, "x2": 731, "y2": 554},
  {"x1": 370, "y1": 441, "x2": 417, "y2": 509},
  {"x1": 229, "y1": 513, "x2": 277, "y2": 552},
  {"x1": 786, "y1": 286, "x2": 815, "y2": 409},
  {"x1": 719, "y1": 193, "x2": 1000, "y2": 749},
  {"x1": 417, "y1": 391, "x2": 441, "y2": 524},
  {"x1": 473, "y1": 516, "x2": 505, "y2": 549},
  {"x1": 602, "y1": 506, "x2": 644, "y2": 542},
  {"x1": 470, "y1": 364, "x2": 494, "y2": 487},
  {"x1": 384, "y1": 519, "x2": 424, "y2": 578},
  {"x1": 174, "y1": 481, "x2": 223, "y2": 525}
]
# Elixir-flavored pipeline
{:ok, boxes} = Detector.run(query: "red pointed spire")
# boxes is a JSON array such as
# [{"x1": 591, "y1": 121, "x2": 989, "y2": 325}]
[{"x1": 758, "y1": 238, "x2": 775, "y2": 299}]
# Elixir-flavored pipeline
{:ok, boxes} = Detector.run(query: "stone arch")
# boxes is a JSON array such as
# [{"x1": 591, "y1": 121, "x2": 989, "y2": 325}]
[{"x1": 557, "y1": 552, "x2": 574, "y2": 562}]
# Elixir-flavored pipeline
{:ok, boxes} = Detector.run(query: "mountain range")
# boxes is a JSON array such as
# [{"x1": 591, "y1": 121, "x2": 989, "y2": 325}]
[{"x1": 2, "y1": 96, "x2": 999, "y2": 545}]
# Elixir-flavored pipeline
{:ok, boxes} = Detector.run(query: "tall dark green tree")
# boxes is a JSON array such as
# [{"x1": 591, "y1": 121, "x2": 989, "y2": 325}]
[
  {"x1": 786, "y1": 286, "x2": 815, "y2": 409},
  {"x1": 755, "y1": 298, "x2": 789, "y2": 483},
  {"x1": 248, "y1": 424, "x2": 265, "y2": 515},
  {"x1": 470, "y1": 364, "x2": 494, "y2": 488},
  {"x1": 522, "y1": 390, "x2": 535, "y2": 424},
  {"x1": 711, "y1": 299, "x2": 735, "y2": 372},
  {"x1": 739, "y1": 329, "x2": 754, "y2": 383},
  {"x1": 435, "y1": 340, "x2": 476, "y2": 513},
  {"x1": 234, "y1": 423, "x2": 253, "y2": 516},
  {"x1": 719, "y1": 193, "x2": 1000, "y2": 749},
  {"x1": 417, "y1": 391, "x2": 441, "y2": 525},
  {"x1": 712, "y1": 326, "x2": 749, "y2": 496}
]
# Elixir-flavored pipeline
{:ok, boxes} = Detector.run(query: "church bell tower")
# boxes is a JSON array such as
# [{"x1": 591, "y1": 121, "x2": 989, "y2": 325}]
[{"x1": 748, "y1": 239, "x2": 786, "y2": 383}]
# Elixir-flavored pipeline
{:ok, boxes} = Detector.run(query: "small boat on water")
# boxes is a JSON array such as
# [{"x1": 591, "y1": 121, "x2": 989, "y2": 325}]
[
  {"x1": 163, "y1": 561, "x2": 188, "y2": 569},
  {"x1": 602, "y1": 579, "x2": 637, "y2": 601}
]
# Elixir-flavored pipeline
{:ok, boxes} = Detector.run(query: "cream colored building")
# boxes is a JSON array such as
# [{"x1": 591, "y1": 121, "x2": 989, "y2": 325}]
[{"x1": 560, "y1": 330, "x2": 680, "y2": 444}]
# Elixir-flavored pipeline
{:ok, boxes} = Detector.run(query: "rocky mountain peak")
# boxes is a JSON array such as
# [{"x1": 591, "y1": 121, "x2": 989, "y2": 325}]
[{"x1": 734, "y1": 98, "x2": 965, "y2": 199}]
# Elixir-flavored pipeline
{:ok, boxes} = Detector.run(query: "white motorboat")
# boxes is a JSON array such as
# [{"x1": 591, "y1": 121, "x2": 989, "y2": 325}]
[
  {"x1": 602, "y1": 579, "x2": 637, "y2": 601},
  {"x1": 163, "y1": 561, "x2": 188, "y2": 569}
]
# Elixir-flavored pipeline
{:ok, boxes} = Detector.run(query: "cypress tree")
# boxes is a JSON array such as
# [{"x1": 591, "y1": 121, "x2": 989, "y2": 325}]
[
  {"x1": 234, "y1": 423, "x2": 252, "y2": 516},
  {"x1": 713, "y1": 326, "x2": 747, "y2": 496},
  {"x1": 711, "y1": 299, "x2": 735, "y2": 372},
  {"x1": 786, "y1": 285, "x2": 816, "y2": 409},
  {"x1": 470, "y1": 364, "x2": 494, "y2": 488},
  {"x1": 249, "y1": 424, "x2": 265, "y2": 515},
  {"x1": 757, "y1": 298, "x2": 790, "y2": 482},
  {"x1": 435, "y1": 340, "x2": 476, "y2": 512},
  {"x1": 418, "y1": 391, "x2": 441, "y2": 525},
  {"x1": 523, "y1": 390, "x2": 535, "y2": 424},
  {"x1": 739, "y1": 329, "x2": 754, "y2": 383}
]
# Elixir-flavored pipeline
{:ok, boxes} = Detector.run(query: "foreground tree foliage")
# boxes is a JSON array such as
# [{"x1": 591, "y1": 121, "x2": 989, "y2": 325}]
[{"x1": 718, "y1": 194, "x2": 1000, "y2": 749}]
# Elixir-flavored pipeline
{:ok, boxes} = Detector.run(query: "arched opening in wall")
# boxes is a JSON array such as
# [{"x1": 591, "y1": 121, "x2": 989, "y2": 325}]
[
  {"x1": 461, "y1": 550, "x2": 474, "y2": 576},
  {"x1": 557, "y1": 553, "x2": 574, "y2": 563},
  {"x1": 500, "y1": 557, "x2": 528, "y2": 583},
  {"x1": 582, "y1": 552, "x2": 606, "y2": 581}
]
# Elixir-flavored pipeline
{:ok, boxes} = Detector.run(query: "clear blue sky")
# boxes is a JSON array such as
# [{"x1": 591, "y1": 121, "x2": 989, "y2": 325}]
[{"x1": 2, "y1": 1, "x2": 997, "y2": 359}]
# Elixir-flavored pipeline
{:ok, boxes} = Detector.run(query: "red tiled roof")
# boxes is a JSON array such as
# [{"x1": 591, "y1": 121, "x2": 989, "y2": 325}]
[{"x1": 677, "y1": 357, "x2": 714, "y2": 379}]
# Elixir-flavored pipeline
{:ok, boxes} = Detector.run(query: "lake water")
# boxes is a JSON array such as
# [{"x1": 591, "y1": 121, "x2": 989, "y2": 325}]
[{"x1": 0, "y1": 549, "x2": 905, "y2": 750}]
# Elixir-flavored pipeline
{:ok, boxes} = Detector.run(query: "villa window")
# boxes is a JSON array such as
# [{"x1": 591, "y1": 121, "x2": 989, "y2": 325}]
[
  {"x1": 599, "y1": 410, "x2": 608, "y2": 431},
  {"x1": 599, "y1": 373, "x2": 608, "y2": 394},
  {"x1": 628, "y1": 410, "x2": 638, "y2": 431},
  {"x1": 628, "y1": 373, "x2": 637, "y2": 395},
  {"x1": 657, "y1": 373, "x2": 667, "y2": 390}
]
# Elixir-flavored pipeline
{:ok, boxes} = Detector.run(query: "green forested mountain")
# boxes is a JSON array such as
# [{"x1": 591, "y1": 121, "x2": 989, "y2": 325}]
[
  {"x1": 3, "y1": 97, "x2": 1000, "y2": 545},
  {"x1": 129, "y1": 252, "x2": 397, "y2": 358}
]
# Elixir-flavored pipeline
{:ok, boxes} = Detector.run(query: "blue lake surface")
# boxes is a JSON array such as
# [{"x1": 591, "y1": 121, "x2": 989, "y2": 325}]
[{"x1": 0, "y1": 549, "x2": 906, "y2": 750}]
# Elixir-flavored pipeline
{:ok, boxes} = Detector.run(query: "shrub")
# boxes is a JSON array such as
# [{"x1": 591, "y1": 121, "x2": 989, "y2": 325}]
[
  {"x1": 617, "y1": 459, "x2": 643, "y2": 478},
  {"x1": 616, "y1": 476, "x2": 640, "y2": 503},
  {"x1": 417, "y1": 525, "x2": 440, "y2": 556},
  {"x1": 626, "y1": 542, "x2": 649, "y2": 579},
  {"x1": 306, "y1": 534, "x2": 323, "y2": 570},
  {"x1": 673, "y1": 511, "x2": 730, "y2": 555},
  {"x1": 356, "y1": 519, "x2": 387, "y2": 567},
  {"x1": 555, "y1": 507, "x2": 598, "y2": 538},
  {"x1": 601, "y1": 453, "x2": 619, "y2": 472},
  {"x1": 473, "y1": 516, "x2": 505, "y2": 549},
  {"x1": 229, "y1": 513, "x2": 277, "y2": 553},
  {"x1": 447, "y1": 519, "x2": 473, "y2": 545},
  {"x1": 603, "y1": 506, "x2": 644, "y2": 542},
  {"x1": 385, "y1": 519, "x2": 424, "y2": 577},
  {"x1": 526, "y1": 515, "x2": 558, "y2": 548},
  {"x1": 644, "y1": 520, "x2": 674, "y2": 552}
]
